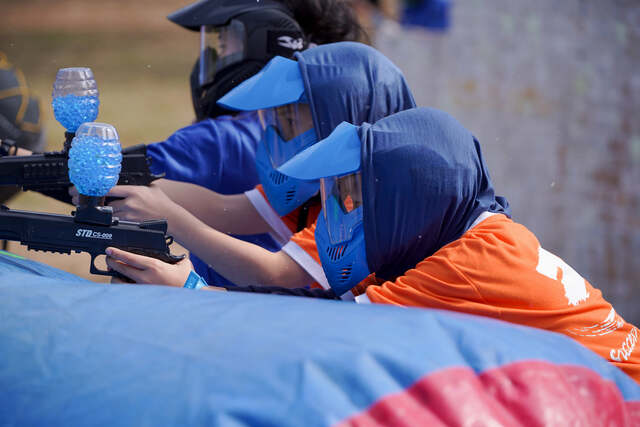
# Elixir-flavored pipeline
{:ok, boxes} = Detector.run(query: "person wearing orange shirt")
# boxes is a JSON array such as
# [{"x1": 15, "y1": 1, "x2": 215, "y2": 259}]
[
  {"x1": 278, "y1": 107, "x2": 640, "y2": 383},
  {"x1": 104, "y1": 42, "x2": 415, "y2": 293}
]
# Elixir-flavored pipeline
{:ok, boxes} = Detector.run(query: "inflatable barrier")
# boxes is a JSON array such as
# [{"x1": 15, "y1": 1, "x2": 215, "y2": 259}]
[{"x1": 1, "y1": 252, "x2": 639, "y2": 425}]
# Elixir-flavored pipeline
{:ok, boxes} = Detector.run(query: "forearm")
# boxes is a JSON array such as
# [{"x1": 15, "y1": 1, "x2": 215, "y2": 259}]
[
  {"x1": 155, "y1": 179, "x2": 271, "y2": 235},
  {"x1": 169, "y1": 204, "x2": 313, "y2": 287}
]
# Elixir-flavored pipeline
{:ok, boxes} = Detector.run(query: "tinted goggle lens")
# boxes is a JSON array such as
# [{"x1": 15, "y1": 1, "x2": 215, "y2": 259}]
[
  {"x1": 320, "y1": 173, "x2": 363, "y2": 245},
  {"x1": 199, "y1": 20, "x2": 246, "y2": 86}
]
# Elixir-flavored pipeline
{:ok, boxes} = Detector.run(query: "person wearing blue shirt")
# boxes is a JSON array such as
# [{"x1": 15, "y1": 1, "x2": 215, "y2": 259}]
[{"x1": 120, "y1": 0, "x2": 367, "y2": 286}]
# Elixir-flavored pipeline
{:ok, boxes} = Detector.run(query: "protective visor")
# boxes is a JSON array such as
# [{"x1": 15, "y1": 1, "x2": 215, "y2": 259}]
[
  {"x1": 277, "y1": 121, "x2": 362, "y2": 180},
  {"x1": 199, "y1": 20, "x2": 246, "y2": 87},
  {"x1": 217, "y1": 56, "x2": 305, "y2": 111},
  {"x1": 277, "y1": 121, "x2": 364, "y2": 245},
  {"x1": 320, "y1": 173, "x2": 364, "y2": 245},
  {"x1": 258, "y1": 103, "x2": 316, "y2": 168}
]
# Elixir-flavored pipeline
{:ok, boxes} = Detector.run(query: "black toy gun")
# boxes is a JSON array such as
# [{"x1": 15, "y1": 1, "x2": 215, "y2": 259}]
[
  {"x1": 0, "y1": 202, "x2": 184, "y2": 278},
  {"x1": 0, "y1": 69, "x2": 183, "y2": 280},
  {"x1": 0, "y1": 135, "x2": 162, "y2": 204}
]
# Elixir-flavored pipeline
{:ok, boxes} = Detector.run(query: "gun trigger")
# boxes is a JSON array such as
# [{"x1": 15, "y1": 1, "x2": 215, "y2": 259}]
[{"x1": 89, "y1": 252, "x2": 110, "y2": 276}]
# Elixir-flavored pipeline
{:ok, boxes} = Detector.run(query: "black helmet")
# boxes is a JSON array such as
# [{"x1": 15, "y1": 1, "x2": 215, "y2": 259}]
[
  {"x1": 0, "y1": 52, "x2": 44, "y2": 204},
  {"x1": 169, "y1": 0, "x2": 307, "y2": 121}
]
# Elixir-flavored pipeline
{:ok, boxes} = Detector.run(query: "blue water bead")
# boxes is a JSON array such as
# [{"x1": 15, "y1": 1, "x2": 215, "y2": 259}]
[
  {"x1": 68, "y1": 135, "x2": 122, "y2": 197},
  {"x1": 52, "y1": 94, "x2": 100, "y2": 132}
]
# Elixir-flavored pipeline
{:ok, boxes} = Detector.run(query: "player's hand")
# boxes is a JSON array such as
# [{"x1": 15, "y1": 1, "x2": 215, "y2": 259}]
[
  {"x1": 106, "y1": 183, "x2": 177, "y2": 223},
  {"x1": 105, "y1": 247, "x2": 193, "y2": 287}
]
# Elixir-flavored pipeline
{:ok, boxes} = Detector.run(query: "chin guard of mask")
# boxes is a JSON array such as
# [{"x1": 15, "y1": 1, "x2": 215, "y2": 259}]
[
  {"x1": 315, "y1": 173, "x2": 370, "y2": 295},
  {"x1": 256, "y1": 125, "x2": 319, "y2": 216}
]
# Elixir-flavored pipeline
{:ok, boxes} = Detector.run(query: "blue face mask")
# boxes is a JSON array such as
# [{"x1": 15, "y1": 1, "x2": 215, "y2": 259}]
[
  {"x1": 315, "y1": 197, "x2": 370, "y2": 296},
  {"x1": 256, "y1": 126, "x2": 320, "y2": 216}
]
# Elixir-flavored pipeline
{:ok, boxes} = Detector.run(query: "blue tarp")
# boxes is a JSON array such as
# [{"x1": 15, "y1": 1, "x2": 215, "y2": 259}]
[
  {"x1": 0, "y1": 250, "x2": 89, "y2": 282},
  {"x1": 1, "y1": 254, "x2": 639, "y2": 425}
]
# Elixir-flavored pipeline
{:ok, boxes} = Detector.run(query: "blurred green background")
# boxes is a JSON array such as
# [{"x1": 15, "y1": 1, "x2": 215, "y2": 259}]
[{"x1": 2, "y1": 0, "x2": 198, "y2": 279}]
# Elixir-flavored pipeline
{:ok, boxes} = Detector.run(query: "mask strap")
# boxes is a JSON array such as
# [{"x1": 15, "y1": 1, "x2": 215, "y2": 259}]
[
  {"x1": 296, "y1": 193, "x2": 321, "y2": 232},
  {"x1": 199, "y1": 26, "x2": 207, "y2": 86}
]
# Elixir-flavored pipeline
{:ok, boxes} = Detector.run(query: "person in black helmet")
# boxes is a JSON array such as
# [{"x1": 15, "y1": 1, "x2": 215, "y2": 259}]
[
  {"x1": 173, "y1": 0, "x2": 309, "y2": 121},
  {"x1": 145, "y1": 0, "x2": 365, "y2": 187}
]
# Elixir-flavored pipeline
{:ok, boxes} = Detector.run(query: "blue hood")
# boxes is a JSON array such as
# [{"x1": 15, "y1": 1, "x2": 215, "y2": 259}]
[
  {"x1": 295, "y1": 42, "x2": 416, "y2": 140},
  {"x1": 361, "y1": 108, "x2": 511, "y2": 280}
]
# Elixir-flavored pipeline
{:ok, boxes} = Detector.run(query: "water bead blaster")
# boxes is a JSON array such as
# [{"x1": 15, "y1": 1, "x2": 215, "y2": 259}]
[
  {"x1": 0, "y1": 67, "x2": 161, "y2": 203},
  {"x1": 68, "y1": 122, "x2": 123, "y2": 223},
  {"x1": 0, "y1": 122, "x2": 184, "y2": 278},
  {"x1": 52, "y1": 67, "x2": 100, "y2": 151},
  {"x1": 0, "y1": 71, "x2": 184, "y2": 280}
]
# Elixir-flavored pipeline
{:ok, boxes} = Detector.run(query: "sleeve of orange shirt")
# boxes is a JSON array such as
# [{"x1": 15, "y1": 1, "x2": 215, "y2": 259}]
[{"x1": 288, "y1": 222, "x2": 321, "y2": 264}]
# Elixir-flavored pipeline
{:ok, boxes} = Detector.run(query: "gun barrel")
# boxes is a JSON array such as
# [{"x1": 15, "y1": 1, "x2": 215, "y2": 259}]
[
  {"x1": 0, "y1": 149, "x2": 163, "y2": 193},
  {"x1": 0, "y1": 152, "x2": 68, "y2": 188}
]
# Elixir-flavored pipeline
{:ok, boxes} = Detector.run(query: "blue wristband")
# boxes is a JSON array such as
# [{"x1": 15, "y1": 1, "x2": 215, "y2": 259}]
[{"x1": 183, "y1": 270, "x2": 209, "y2": 290}]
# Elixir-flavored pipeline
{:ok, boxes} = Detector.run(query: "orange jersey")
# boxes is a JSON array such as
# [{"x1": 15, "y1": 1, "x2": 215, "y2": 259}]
[
  {"x1": 290, "y1": 222, "x2": 321, "y2": 264},
  {"x1": 286, "y1": 221, "x2": 328, "y2": 290},
  {"x1": 292, "y1": 214, "x2": 640, "y2": 383},
  {"x1": 364, "y1": 214, "x2": 640, "y2": 383}
]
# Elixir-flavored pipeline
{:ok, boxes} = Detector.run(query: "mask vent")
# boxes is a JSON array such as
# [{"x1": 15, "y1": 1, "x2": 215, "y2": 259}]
[
  {"x1": 269, "y1": 170, "x2": 288, "y2": 185},
  {"x1": 339, "y1": 265, "x2": 353, "y2": 283},
  {"x1": 326, "y1": 243, "x2": 348, "y2": 261},
  {"x1": 285, "y1": 188, "x2": 296, "y2": 203}
]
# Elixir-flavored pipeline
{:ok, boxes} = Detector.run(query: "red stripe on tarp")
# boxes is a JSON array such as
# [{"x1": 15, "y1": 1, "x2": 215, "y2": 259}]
[{"x1": 336, "y1": 361, "x2": 640, "y2": 427}]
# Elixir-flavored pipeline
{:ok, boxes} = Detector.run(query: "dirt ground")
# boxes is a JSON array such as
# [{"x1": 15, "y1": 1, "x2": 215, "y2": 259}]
[{"x1": 2, "y1": 0, "x2": 197, "y2": 280}]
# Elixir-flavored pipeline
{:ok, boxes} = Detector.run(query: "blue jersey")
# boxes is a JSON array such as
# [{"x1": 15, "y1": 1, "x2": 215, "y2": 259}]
[
  {"x1": 148, "y1": 112, "x2": 260, "y2": 194},
  {"x1": 147, "y1": 112, "x2": 280, "y2": 286}
]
